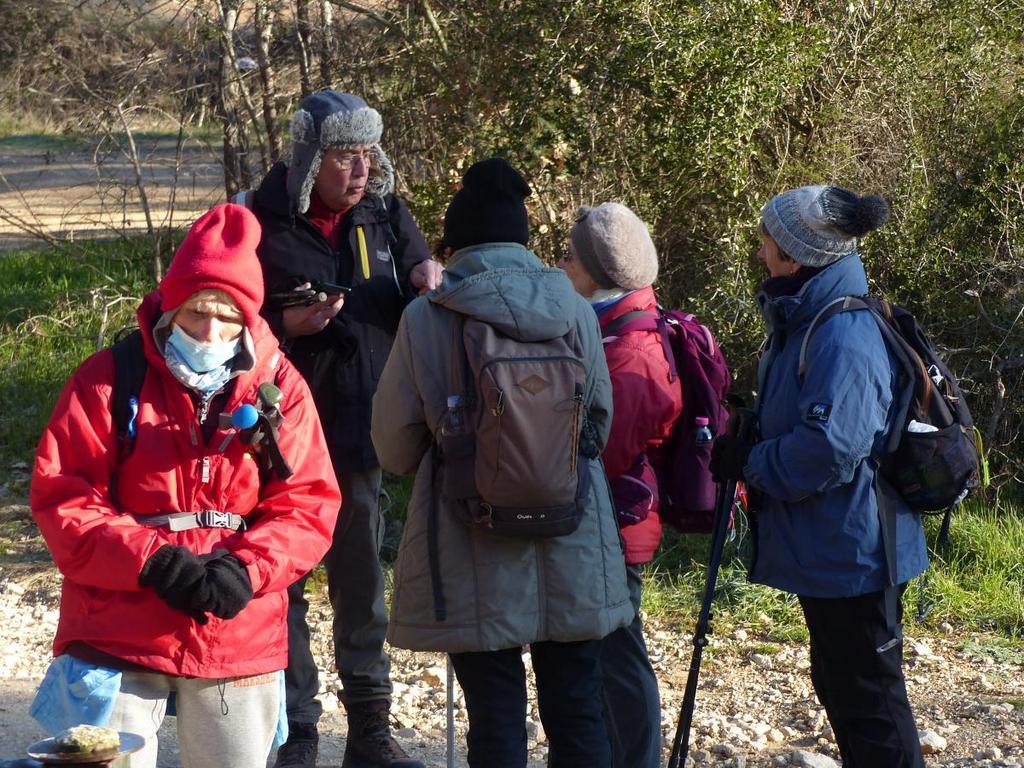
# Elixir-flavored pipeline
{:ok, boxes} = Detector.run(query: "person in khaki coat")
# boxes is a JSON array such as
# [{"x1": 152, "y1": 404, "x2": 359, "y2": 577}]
[{"x1": 371, "y1": 158, "x2": 632, "y2": 768}]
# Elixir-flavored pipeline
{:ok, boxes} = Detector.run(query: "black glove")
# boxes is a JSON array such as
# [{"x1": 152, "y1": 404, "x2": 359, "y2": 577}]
[
  {"x1": 139, "y1": 545, "x2": 209, "y2": 624},
  {"x1": 710, "y1": 434, "x2": 754, "y2": 483},
  {"x1": 190, "y1": 551, "x2": 253, "y2": 620}
]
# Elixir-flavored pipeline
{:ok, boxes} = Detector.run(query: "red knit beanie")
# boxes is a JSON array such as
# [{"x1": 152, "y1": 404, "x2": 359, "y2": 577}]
[{"x1": 159, "y1": 204, "x2": 264, "y2": 325}]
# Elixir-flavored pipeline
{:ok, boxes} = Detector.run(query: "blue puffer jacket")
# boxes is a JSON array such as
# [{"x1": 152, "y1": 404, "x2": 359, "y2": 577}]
[{"x1": 744, "y1": 254, "x2": 928, "y2": 598}]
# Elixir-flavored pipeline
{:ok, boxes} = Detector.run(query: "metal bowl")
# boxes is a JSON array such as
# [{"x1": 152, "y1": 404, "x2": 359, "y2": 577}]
[{"x1": 26, "y1": 733, "x2": 144, "y2": 766}]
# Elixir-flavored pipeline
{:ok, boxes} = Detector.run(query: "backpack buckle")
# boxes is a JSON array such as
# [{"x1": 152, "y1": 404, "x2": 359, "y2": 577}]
[{"x1": 199, "y1": 510, "x2": 237, "y2": 529}]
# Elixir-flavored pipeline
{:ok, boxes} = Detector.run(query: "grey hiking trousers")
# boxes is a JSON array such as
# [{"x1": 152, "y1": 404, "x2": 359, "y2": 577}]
[{"x1": 107, "y1": 669, "x2": 279, "y2": 767}]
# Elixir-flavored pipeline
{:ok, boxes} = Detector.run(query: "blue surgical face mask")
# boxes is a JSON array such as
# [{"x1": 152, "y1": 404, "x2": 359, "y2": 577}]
[{"x1": 167, "y1": 324, "x2": 241, "y2": 373}]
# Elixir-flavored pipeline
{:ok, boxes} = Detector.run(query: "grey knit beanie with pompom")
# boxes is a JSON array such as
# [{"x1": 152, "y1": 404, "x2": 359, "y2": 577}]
[
  {"x1": 761, "y1": 185, "x2": 890, "y2": 267},
  {"x1": 570, "y1": 202, "x2": 659, "y2": 290}
]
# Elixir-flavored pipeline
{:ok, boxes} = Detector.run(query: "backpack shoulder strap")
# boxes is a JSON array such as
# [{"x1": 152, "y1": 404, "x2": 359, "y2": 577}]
[
  {"x1": 797, "y1": 296, "x2": 871, "y2": 377},
  {"x1": 110, "y1": 329, "x2": 147, "y2": 457},
  {"x1": 602, "y1": 309, "x2": 678, "y2": 380},
  {"x1": 231, "y1": 190, "x2": 255, "y2": 210},
  {"x1": 798, "y1": 295, "x2": 928, "y2": 456},
  {"x1": 601, "y1": 310, "x2": 658, "y2": 340}
]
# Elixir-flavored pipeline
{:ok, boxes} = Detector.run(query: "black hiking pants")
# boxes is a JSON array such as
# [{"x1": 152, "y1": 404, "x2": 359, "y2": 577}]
[
  {"x1": 799, "y1": 587, "x2": 925, "y2": 768},
  {"x1": 451, "y1": 639, "x2": 611, "y2": 768},
  {"x1": 285, "y1": 468, "x2": 391, "y2": 724}
]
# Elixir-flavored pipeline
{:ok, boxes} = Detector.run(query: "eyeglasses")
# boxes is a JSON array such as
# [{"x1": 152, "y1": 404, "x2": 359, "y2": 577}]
[{"x1": 331, "y1": 149, "x2": 375, "y2": 171}]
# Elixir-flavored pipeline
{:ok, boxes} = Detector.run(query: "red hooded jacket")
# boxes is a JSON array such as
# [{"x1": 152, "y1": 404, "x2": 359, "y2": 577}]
[
  {"x1": 31, "y1": 292, "x2": 340, "y2": 678},
  {"x1": 598, "y1": 287, "x2": 684, "y2": 565}
]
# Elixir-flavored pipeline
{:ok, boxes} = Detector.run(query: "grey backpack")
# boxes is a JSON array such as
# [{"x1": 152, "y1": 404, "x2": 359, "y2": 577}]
[{"x1": 436, "y1": 313, "x2": 595, "y2": 538}]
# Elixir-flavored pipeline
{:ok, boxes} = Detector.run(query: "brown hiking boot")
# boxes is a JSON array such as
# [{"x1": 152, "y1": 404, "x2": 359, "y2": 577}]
[
  {"x1": 273, "y1": 721, "x2": 319, "y2": 768},
  {"x1": 341, "y1": 699, "x2": 424, "y2": 768}
]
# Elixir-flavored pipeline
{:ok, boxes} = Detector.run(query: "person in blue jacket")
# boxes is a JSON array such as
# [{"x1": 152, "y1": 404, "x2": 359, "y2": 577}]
[{"x1": 711, "y1": 184, "x2": 928, "y2": 768}]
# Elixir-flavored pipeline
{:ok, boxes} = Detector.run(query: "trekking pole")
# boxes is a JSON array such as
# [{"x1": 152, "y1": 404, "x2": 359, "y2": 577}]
[
  {"x1": 668, "y1": 396, "x2": 753, "y2": 768},
  {"x1": 446, "y1": 654, "x2": 456, "y2": 768}
]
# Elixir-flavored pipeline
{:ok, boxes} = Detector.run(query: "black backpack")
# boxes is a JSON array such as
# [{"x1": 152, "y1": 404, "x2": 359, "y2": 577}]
[
  {"x1": 110, "y1": 330, "x2": 147, "y2": 459},
  {"x1": 800, "y1": 296, "x2": 988, "y2": 523}
]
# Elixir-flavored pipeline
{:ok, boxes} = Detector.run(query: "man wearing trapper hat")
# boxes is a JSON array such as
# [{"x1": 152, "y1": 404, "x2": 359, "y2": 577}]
[{"x1": 249, "y1": 90, "x2": 438, "y2": 768}]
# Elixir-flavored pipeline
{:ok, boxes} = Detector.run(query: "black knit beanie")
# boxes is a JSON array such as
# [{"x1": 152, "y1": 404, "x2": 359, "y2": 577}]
[{"x1": 443, "y1": 157, "x2": 531, "y2": 250}]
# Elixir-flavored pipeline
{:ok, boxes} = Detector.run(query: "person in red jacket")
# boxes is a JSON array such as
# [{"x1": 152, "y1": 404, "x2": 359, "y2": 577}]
[
  {"x1": 560, "y1": 202, "x2": 683, "y2": 768},
  {"x1": 30, "y1": 204, "x2": 341, "y2": 768}
]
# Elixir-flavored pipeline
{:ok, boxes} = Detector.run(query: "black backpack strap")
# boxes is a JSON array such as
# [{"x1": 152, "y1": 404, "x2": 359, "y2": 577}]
[
  {"x1": 428, "y1": 444, "x2": 447, "y2": 622},
  {"x1": 110, "y1": 329, "x2": 147, "y2": 460},
  {"x1": 874, "y1": 474, "x2": 907, "y2": 647},
  {"x1": 425, "y1": 312, "x2": 471, "y2": 624}
]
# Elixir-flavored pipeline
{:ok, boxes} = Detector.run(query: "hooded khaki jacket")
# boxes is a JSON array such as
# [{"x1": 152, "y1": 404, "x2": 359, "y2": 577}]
[{"x1": 371, "y1": 243, "x2": 632, "y2": 653}]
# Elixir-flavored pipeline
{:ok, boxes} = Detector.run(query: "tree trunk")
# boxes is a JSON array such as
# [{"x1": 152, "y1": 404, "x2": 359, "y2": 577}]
[
  {"x1": 216, "y1": 0, "x2": 271, "y2": 175},
  {"x1": 295, "y1": 0, "x2": 313, "y2": 97},
  {"x1": 217, "y1": 2, "x2": 251, "y2": 196},
  {"x1": 254, "y1": 0, "x2": 283, "y2": 162},
  {"x1": 318, "y1": 0, "x2": 335, "y2": 88}
]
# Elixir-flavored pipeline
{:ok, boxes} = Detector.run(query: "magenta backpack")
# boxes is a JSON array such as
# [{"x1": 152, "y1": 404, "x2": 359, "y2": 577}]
[{"x1": 602, "y1": 307, "x2": 731, "y2": 532}]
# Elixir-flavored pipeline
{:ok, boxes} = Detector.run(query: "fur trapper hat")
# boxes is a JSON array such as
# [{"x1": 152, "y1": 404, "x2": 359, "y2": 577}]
[
  {"x1": 286, "y1": 90, "x2": 395, "y2": 213},
  {"x1": 570, "y1": 202, "x2": 659, "y2": 290},
  {"x1": 761, "y1": 185, "x2": 890, "y2": 267}
]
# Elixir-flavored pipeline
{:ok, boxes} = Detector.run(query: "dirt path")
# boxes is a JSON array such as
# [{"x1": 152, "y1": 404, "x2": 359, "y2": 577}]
[
  {"x1": 1, "y1": 495, "x2": 1021, "y2": 768},
  {"x1": 0, "y1": 135, "x2": 225, "y2": 251}
]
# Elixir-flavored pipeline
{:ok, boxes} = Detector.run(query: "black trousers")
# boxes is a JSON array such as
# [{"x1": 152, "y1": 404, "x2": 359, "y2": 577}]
[
  {"x1": 601, "y1": 565, "x2": 661, "y2": 768},
  {"x1": 798, "y1": 587, "x2": 925, "y2": 768},
  {"x1": 285, "y1": 468, "x2": 391, "y2": 724},
  {"x1": 450, "y1": 640, "x2": 611, "y2": 768}
]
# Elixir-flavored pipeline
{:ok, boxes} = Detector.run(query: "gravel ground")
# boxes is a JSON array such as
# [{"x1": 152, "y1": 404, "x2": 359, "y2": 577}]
[{"x1": 1, "y1": 495, "x2": 1021, "y2": 767}]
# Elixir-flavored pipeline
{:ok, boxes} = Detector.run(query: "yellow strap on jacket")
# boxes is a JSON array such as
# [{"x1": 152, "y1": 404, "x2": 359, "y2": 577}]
[{"x1": 356, "y1": 225, "x2": 370, "y2": 280}]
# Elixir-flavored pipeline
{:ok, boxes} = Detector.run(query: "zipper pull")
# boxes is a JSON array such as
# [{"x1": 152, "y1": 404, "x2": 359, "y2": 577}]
[
  {"x1": 491, "y1": 389, "x2": 505, "y2": 417},
  {"x1": 201, "y1": 456, "x2": 211, "y2": 484}
]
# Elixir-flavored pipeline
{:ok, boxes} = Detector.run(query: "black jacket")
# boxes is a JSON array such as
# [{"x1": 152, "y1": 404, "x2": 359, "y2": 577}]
[{"x1": 253, "y1": 161, "x2": 430, "y2": 471}]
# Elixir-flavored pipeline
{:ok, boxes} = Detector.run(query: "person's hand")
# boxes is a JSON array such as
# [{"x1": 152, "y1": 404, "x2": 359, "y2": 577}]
[
  {"x1": 189, "y1": 551, "x2": 253, "y2": 620},
  {"x1": 139, "y1": 545, "x2": 210, "y2": 624},
  {"x1": 410, "y1": 259, "x2": 445, "y2": 295},
  {"x1": 710, "y1": 434, "x2": 755, "y2": 483},
  {"x1": 281, "y1": 283, "x2": 345, "y2": 338}
]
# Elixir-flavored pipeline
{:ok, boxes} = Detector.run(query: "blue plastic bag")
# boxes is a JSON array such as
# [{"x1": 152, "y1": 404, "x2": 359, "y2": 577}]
[{"x1": 30, "y1": 656, "x2": 122, "y2": 734}]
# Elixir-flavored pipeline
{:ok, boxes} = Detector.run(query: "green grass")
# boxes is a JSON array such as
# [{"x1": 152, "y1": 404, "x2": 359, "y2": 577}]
[
  {"x1": 914, "y1": 500, "x2": 1024, "y2": 637},
  {"x1": 640, "y1": 501, "x2": 1024, "y2": 643},
  {"x1": 960, "y1": 636, "x2": 1024, "y2": 665},
  {"x1": 0, "y1": 127, "x2": 221, "y2": 156},
  {"x1": 0, "y1": 132, "x2": 92, "y2": 153},
  {"x1": 642, "y1": 529, "x2": 808, "y2": 643},
  {"x1": 0, "y1": 241, "x2": 155, "y2": 466}
]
